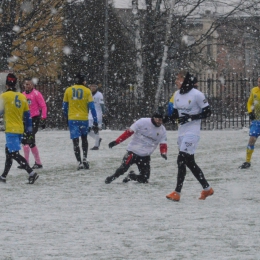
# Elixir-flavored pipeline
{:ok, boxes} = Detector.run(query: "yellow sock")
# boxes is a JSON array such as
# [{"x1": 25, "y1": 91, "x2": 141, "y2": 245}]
[{"x1": 246, "y1": 147, "x2": 254, "y2": 163}]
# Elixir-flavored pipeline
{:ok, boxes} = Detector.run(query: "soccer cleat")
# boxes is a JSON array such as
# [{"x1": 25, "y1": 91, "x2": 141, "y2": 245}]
[
  {"x1": 90, "y1": 146, "x2": 99, "y2": 150},
  {"x1": 32, "y1": 163, "x2": 43, "y2": 169},
  {"x1": 199, "y1": 187, "x2": 214, "y2": 200},
  {"x1": 166, "y1": 191, "x2": 180, "y2": 201},
  {"x1": 122, "y1": 175, "x2": 131, "y2": 183},
  {"x1": 28, "y1": 173, "x2": 39, "y2": 184},
  {"x1": 105, "y1": 175, "x2": 117, "y2": 184},
  {"x1": 122, "y1": 170, "x2": 135, "y2": 183},
  {"x1": 0, "y1": 176, "x2": 6, "y2": 183},
  {"x1": 77, "y1": 163, "x2": 84, "y2": 170},
  {"x1": 239, "y1": 162, "x2": 251, "y2": 169},
  {"x1": 83, "y1": 161, "x2": 89, "y2": 169}
]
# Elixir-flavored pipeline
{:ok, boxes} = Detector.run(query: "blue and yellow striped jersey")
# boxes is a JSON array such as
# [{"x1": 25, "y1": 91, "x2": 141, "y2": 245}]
[
  {"x1": 247, "y1": 87, "x2": 260, "y2": 120},
  {"x1": 63, "y1": 85, "x2": 93, "y2": 120},
  {"x1": 0, "y1": 91, "x2": 30, "y2": 134}
]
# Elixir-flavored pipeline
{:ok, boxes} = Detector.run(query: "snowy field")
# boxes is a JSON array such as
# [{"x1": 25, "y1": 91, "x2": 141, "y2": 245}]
[{"x1": 0, "y1": 128, "x2": 260, "y2": 260}]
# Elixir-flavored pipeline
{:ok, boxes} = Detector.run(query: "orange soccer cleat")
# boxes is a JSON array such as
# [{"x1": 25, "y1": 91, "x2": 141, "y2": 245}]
[
  {"x1": 199, "y1": 187, "x2": 214, "y2": 200},
  {"x1": 166, "y1": 191, "x2": 180, "y2": 201}
]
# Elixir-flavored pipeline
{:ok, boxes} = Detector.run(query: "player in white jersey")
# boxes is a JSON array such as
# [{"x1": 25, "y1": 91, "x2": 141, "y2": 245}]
[
  {"x1": 105, "y1": 112, "x2": 167, "y2": 184},
  {"x1": 165, "y1": 70, "x2": 214, "y2": 201},
  {"x1": 88, "y1": 82, "x2": 104, "y2": 150}
]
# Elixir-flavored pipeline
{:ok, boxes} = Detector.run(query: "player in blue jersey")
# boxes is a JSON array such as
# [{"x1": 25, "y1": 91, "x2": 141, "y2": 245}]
[
  {"x1": 0, "y1": 73, "x2": 39, "y2": 184},
  {"x1": 62, "y1": 73, "x2": 99, "y2": 170}
]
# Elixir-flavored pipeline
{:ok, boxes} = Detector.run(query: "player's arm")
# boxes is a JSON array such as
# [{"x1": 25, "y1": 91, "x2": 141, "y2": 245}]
[
  {"x1": 101, "y1": 103, "x2": 105, "y2": 114},
  {"x1": 247, "y1": 90, "x2": 256, "y2": 120},
  {"x1": 0, "y1": 96, "x2": 4, "y2": 116},
  {"x1": 88, "y1": 101, "x2": 98, "y2": 123},
  {"x1": 160, "y1": 132, "x2": 168, "y2": 160},
  {"x1": 62, "y1": 101, "x2": 68, "y2": 118},
  {"x1": 178, "y1": 106, "x2": 211, "y2": 125},
  {"x1": 36, "y1": 92, "x2": 47, "y2": 119},
  {"x1": 247, "y1": 91, "x2": 254, "y2": 113},
  {"x1": 23, "y1": 110, "x2": 32, "y2": 132},
  {"x1": 108, "y1": 129, "x2": 134, "y2": 148}
]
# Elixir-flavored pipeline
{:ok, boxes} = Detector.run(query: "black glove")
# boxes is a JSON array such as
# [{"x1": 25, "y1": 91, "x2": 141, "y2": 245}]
[
  {"x1": 108, "y1": 141, "x2": 117, "y2": 149},
  {"x1": 41, "y1": 118, "x2": 46, "y2": 129},
  {"x1": 161, "y1": 154, "x2": 167, "y2": 160},
  {"x1": 162, "y1": 116, "x2": 170, "y2": 124},
  {"x1": 249, "y1": 112, "x2": 256, "y2": 121},
  {"x1": 92, "y1": 122, "x2": 99, "y2": 134},
  {"x1": 178, "y1": 113, "x2": 192, "y2": 125}
]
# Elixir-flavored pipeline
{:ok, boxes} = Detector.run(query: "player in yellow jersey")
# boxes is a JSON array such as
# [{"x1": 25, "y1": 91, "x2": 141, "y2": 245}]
[
  {"x1": 239, "y1": 77, "x2": 260, "y2": 169},
  {"x1": 62, "y1": 73, "x2": 98, "y2": 170},
  {"x1": 0, "y1": 73, "x2": 39, "y2": 184}
]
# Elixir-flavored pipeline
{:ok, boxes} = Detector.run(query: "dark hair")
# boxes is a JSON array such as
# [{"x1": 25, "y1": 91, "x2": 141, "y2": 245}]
[
  {"x1": 6, "y1": 73, "x2": 17, "y2": 88},
  {"x1": 74, "y1": 73, "x2": 86, "y2": 85},
  {"x1": 152, "y1": 111, "x2": 163, "y2": 119}
]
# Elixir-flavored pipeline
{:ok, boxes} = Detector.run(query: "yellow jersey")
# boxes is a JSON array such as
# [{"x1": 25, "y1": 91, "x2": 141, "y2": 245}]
[
  {"x1": 0, "y1": 90, "x2": 30, "y2": 134},
  {"x1": 63, "y1": 84, "x2": 93, "y2": 120},
  {"x1": 247, "y1": 87, "x2": 260, "y2": 120}
]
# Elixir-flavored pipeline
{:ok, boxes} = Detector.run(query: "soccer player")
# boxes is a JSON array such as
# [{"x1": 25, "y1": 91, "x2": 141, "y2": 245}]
[
  {"x1": 0, "y1": 73, "x2": 39, "y2": 184},
  {"x1": 105, "y1": 112, "x2": 167, "y2": 184},
  {"x1": 165, "y1": 70, "x2": 213, "y2": 201},
  {"x1": 18, "y1": 78, "x2": 47, "y2": 169},
  {"x1": 239, "y1": 76, "x2": 260, "y2": 169},
  {"x1": 62, "y1": 73, "x2": 99, "y2": 170},
  {"x1": 88, "y1": 81, "x2": 105, "y2": 150}
]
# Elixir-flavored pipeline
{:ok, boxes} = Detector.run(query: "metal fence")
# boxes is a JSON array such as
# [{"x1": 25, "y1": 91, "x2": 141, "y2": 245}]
[{"x1": 21, "y1": 73, "x2": 259, "y2": 130}]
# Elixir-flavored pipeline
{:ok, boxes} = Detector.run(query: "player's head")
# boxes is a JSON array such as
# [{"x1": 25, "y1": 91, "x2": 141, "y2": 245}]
[
  {"x1": 178, "y1": 71, "x2": 196, "y2": 94},
  {"x1": 88, "y1": 79, "x2": 100, "y2": 93},
  {"x1": 151, "y1": 111, "x2": 163, "y2": 127},
  {"x1": 74, "y1": 73, "x2": 86, "y2": 85},
  {"x1": 6, "y1": 73, "x2": 17, "y2": 90},
  {"x1": 23, "y1": 77, "x2": 34, "y2": 93}
]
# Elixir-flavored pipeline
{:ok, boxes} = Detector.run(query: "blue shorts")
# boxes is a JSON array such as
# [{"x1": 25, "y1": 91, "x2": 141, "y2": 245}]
[
  {"x1": 6, "y1": 133, "x2": 22, "y2": 152},
  {"x1": 249, "y1": 121, "x2": 260, "y2": 138},
  {"x1": 68, "y1": 120, "x2": 89, "y2": 139}
]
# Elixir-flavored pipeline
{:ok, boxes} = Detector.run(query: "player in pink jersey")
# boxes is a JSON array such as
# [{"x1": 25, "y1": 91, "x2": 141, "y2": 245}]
[{"x1": 18, "y1": 78, "x2": 47, "y2": 169}]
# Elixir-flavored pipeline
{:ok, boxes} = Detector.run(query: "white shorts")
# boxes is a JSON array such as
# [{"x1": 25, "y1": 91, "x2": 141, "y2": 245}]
[
  {"x1": 89, "y1": 118, "x2": 103, "y2": 128},
  {"x1": 177, "y1": 135, "x2": 200, "y2": 155}
]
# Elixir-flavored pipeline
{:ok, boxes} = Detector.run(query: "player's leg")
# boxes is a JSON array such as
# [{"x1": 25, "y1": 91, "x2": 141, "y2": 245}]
[
  {"x1": 239, "y1": 121, "x2": 260, "y2": 169},
  {"x1": 81, "y1": 134, "x2": 89, "y2": 169},
  {"x1": 89, "y1": 118, "x2": 102, "y2": 150},
  {"x1": 30, "y1": 116, "x2": 43, "y2": 169},
  {"x1": 2, "y1": 134, "x2": 39, "y2": 184},
  {"x1": 123, "y1": 155, "x2": 150, "y2": 183},
  {"x1": 69, "y1": 120, "x2": 83, "y2": 169},
  {"x1": 105, "y1": 151, "x2": 134, "y2": 184},
  {"x1": 18, "y1": 133, "x2": 30, "y2": 169},
  {"x1": 78, "y1": 121, "x2": 89, "y2": 169}
]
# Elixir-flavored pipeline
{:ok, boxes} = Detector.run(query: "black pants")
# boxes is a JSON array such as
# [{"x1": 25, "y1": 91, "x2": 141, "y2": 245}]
[
  {"x1": 113, "y1": 151, "x2": 151, "y2": 183},
  {"x1": 22, "y1": 116, "x2": 40, "y2": 147},
  {"x1": 2, "y1": 147, "x2": 33, "y2": 178},
  {"x1": 175, "y1": 151, "x2": 209, "y2": 193}
]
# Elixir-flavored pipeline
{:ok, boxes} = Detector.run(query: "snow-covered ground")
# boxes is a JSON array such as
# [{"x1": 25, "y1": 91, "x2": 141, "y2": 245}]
[{"x1": 0, "y1": 129, "x2": 259, "y2": 260}]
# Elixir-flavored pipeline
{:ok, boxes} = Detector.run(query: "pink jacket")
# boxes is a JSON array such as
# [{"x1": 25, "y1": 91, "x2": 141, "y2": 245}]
[{"x1": 23, "y1": 89, "x2": 47, "y2": 119}]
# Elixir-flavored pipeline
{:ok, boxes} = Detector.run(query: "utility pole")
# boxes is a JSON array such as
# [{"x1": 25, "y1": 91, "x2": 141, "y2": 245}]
[{"x1": 103, "y1": 0, "x2": 109, "y2": 101}]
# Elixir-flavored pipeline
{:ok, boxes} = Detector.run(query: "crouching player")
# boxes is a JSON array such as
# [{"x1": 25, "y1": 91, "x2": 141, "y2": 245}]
[{"x1": 105, "y1": 112, "x2": 167, "y2": 184}]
